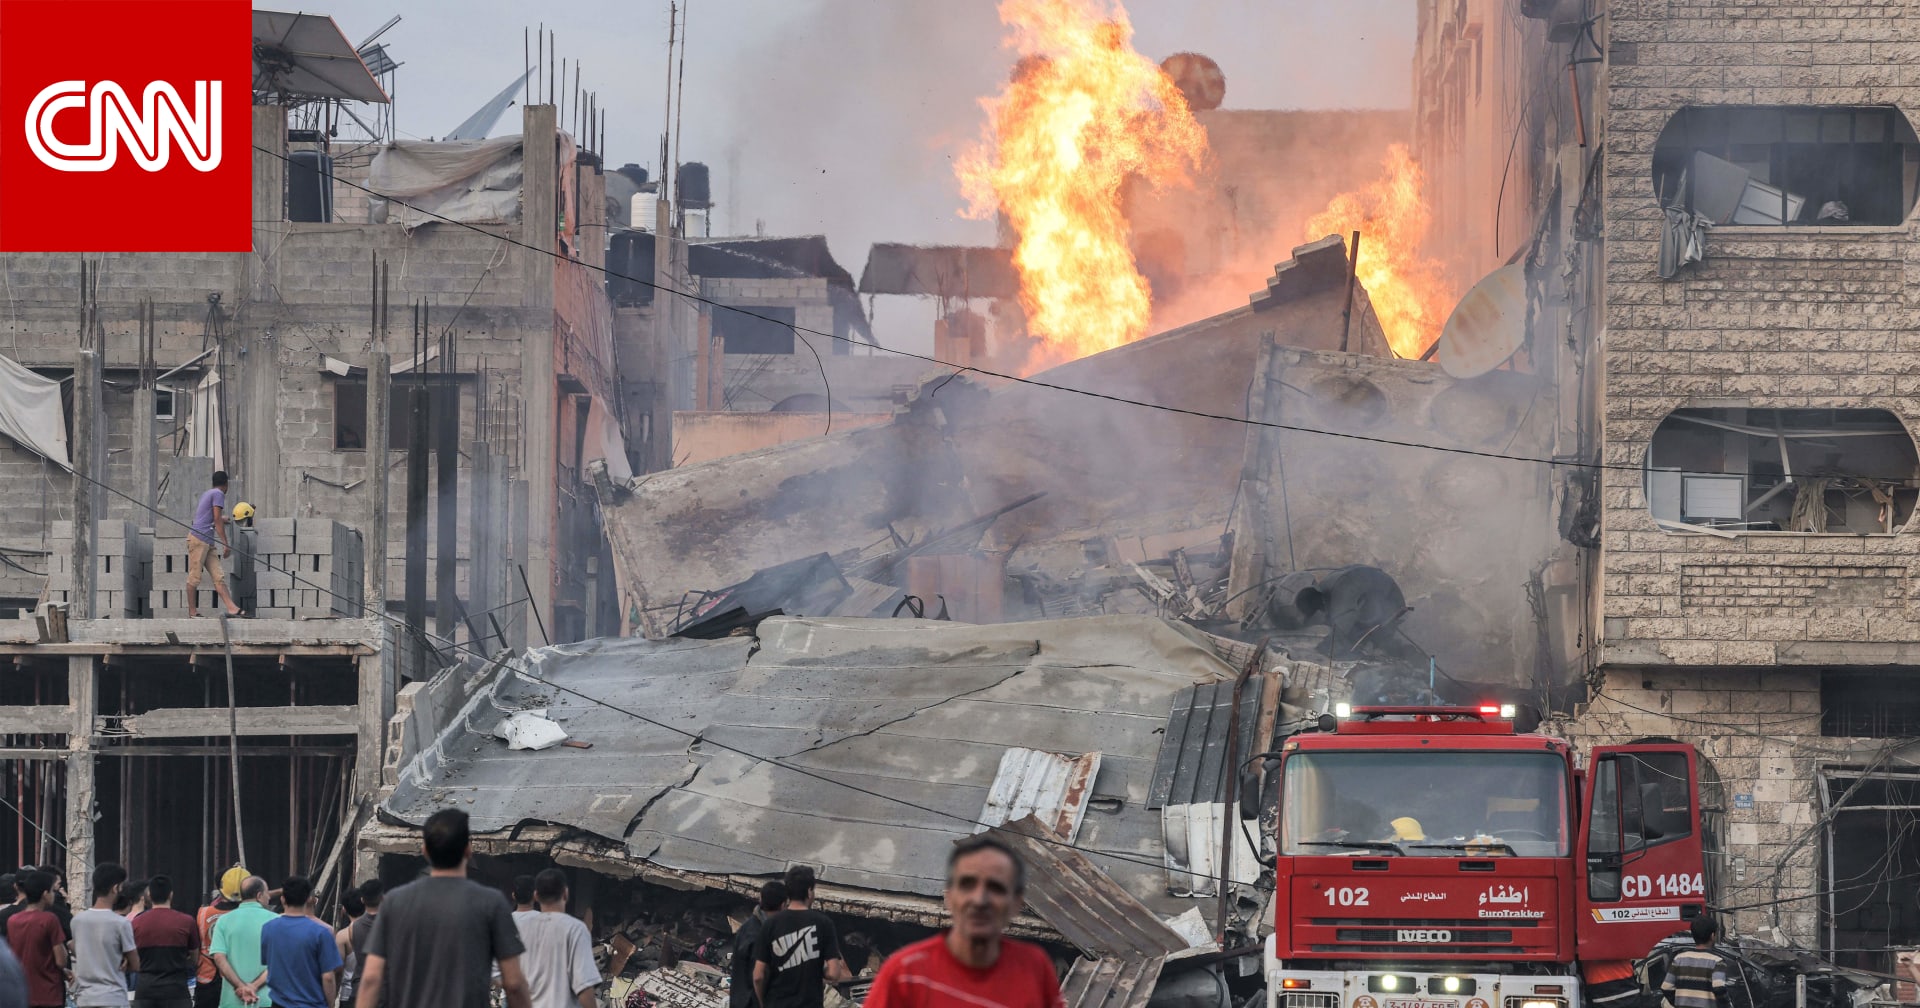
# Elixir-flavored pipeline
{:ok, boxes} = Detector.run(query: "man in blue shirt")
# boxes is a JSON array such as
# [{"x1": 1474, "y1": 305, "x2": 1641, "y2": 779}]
[
  {"x1": 185, "y1": 471, "x2": 243, "y2": 619},
  {"x1": 259, "y1": 878, "x2": 339, "y2": 1008}
]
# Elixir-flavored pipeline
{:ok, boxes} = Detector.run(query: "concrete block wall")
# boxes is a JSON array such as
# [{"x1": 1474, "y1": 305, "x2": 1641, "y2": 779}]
[
  {"x1": 46, "y1": 521, "x2": 149, "y2": 617},
  {"x1": 250, "y1": 518, "x2": 363, "y2": 618},
  {"x1": 1600, "y1": 0, "x2": 1920, "y2": 663}
]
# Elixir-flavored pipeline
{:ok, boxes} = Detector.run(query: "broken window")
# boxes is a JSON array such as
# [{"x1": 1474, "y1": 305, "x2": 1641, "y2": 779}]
[
  {"x1": 715, "y1": 305, "x2": 796, "y2": 354},
  {"x1": 1645, "y1": 408, "x2": 1920, "y2": 533},
  {"x1": 1653, "y1": 106, "x2": 1920, "y2": 225},
  {"x1": 332, "y1": 378, "x2": 459, "y2": 452},
  {"x1": 1821, "y1": 770, "x2": 1920, "y2": 971}
]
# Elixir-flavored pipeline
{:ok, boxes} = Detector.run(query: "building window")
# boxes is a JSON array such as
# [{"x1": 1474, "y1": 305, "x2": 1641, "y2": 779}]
[
  {"x1": 716, "y1": 305, "x2": 796, "y2": 354},
  {"x1": 1653, "y1": 106, "x2": 1920, "y2": 225},
  {"x1": 1645, "y1": 408, "x2": 1919, "y2": 533},
  {"x1": 332, "y1": 378, "x2": 457, "y2": 451},
  {"x1": 1823, "y1": 672, "x2": 1920, "y2": 738},
  {"x1": 154, "y1": 388, "x2": 176, "y2": 420}
]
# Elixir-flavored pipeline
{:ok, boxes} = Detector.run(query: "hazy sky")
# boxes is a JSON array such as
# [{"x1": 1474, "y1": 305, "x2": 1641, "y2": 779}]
[{"x1": 307, "y1": 0, "x2": 1413, "y2": 266}]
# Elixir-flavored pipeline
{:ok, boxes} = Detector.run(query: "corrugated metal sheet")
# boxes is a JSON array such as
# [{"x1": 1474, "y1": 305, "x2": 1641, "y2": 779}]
[
  {"x1": 1062, "y1": 956, "x2": 1165, "y2": 1008},
  {"x1": 1163, "y1": 801, "x2": 1263, "y2": 898},
  {"x1": 978, "y1": 748, "x2": 1101, "y2": 844},
  {"x1": 987, "y1": 815, "x2": 1191, "y2": 960},
  {"x1": 1148, "y1": 679, "x2": 1264, "y2": 810}
]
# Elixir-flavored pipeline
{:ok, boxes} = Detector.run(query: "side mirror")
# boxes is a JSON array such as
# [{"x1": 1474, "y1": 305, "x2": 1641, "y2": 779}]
[{"x1": 1239, "y1": 767, "x2": 1263, "y2": 820}]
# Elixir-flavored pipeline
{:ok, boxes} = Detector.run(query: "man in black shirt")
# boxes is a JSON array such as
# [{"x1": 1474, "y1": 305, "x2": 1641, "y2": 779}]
[
  {"x1": 752, "y1": 867, "x2": 849, "y2": 1008},
  {"x1": 729, "y1": 882, "x2": 785, "y2": 1008},
  {"x1": 0, "y1": 874, "x2": 20, "y2": 940}
]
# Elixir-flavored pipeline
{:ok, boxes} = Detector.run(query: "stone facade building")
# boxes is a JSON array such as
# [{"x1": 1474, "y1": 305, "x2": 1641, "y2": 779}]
[{"x1": 1418, "y1": 0, "x2": 1920, "y2": 963}]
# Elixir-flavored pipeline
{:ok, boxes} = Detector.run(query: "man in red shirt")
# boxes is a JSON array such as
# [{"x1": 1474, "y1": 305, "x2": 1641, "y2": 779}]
[
  {"x1": 863, "y1": 836, "x2": 1063, "y2": 1008},
  {"x1": 6, "y1": 871, "x2": 69, "y2": 1008}
]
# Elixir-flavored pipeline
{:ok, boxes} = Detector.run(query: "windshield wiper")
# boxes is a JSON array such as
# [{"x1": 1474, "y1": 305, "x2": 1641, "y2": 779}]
[
  {"x1": 1407, "y1": 841, "x2": 1520, "y2": 856},
  {"x1": 1297, "y1": 840, "x2": 1406, "y2": 855}
]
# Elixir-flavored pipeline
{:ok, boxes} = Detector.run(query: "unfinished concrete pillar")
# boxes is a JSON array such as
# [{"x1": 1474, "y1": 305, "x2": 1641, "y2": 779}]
[
  {"x1": 64, "y1": 654, "x2": 96, "y2": 884},
  {"x1": 469, "y1": 445, "x2": 493, "y2": 632},
  {"x1": 70, "y1": 348, "x2": 101, "y2": 620},
  {"x1": 249, "y1": 106, "x2": 286, "y2": 302},
  {"x1": 519, "y1": 103, "x2": 558, "y2": 645},
  {"x1": 365, "y1": 349, "x2": 390, "y2": 617}
]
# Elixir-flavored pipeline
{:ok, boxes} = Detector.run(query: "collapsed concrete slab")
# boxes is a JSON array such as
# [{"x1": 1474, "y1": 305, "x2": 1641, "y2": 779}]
[{"x1": 598, "y1": 237, "x2": 1388, "y2": 639}]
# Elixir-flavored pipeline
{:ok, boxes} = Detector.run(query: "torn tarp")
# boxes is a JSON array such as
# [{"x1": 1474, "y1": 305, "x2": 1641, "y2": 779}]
[
  {"x1": 380, "y1": 615, "x2": 1266, "y2": 928},
  {"x1": 0, "y1": 354, "x2": 70, "y2": 469},
  {"x1": 367, "y1": 135, "x2": 524, "y2": 229}
]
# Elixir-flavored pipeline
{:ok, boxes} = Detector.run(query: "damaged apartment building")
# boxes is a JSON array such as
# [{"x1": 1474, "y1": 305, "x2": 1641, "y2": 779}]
[
  {"x1": 0, "y1": 10, "x2": 622, "y2": 902},
  {"x1": 1420, "y1": 0, "x2": 1920, "y2": 972}
]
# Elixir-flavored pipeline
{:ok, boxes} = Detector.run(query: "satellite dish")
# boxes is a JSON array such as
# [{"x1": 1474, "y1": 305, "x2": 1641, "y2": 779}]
[
  {"x1": 1161, "y1": 53, "x2": 1226, "y2": 111},
  {"x1": 1438, "y1": 262, "x2": 1526, "y2": 378},
  {"x1": 253, "y1": 10, "x2": 390, "y2": 104}
]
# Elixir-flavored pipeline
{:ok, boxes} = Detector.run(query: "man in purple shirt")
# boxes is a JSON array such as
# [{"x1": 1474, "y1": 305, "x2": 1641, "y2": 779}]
[{"x1": 186, "y1": 471, "x2": 243, "y2": 619}]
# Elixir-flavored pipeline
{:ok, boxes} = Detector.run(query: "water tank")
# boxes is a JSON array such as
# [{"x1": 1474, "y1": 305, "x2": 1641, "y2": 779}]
[
  {"x1": 616, "y1": 163, "x2": 649, "y2": 187},
  {"x1": 286, "y1": 149, "x2": 334, "y2": 222},
  {"x1": 631, "y1": 191, "x2": 660, "y2": 230},
  {"x1": 608, "y1": 231, "x2": 655, "y2": 306},
  {"x1": 677, "y1": 162, "x2": 711, "y2": 208}
]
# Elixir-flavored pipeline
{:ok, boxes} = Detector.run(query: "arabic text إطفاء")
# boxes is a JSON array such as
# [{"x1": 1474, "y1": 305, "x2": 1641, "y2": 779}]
[{"x1": 1479, "y1": 885, "x2": 1528, "y2": 906}]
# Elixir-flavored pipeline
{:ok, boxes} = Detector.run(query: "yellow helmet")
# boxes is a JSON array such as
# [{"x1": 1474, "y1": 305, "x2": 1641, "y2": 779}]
[
  {"x1": 1389, "y1": 817, "x2": 1427, "y2": 841},
  {"x1": 220, "y1": 866, "x2": 248, "y2": 900},
  {"x1": 231, "y1": 501, "x2": 255, "y2": 522}
]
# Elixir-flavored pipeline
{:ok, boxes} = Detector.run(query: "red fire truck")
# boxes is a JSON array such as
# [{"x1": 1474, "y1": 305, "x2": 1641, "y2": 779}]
[{"x1": 1264, "y1": 705, "x2": 1709, "y2": 1008}]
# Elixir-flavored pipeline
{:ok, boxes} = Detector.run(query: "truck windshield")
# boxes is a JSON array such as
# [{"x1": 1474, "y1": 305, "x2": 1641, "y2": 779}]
[{"x1": 1281, "y1": 750, "x2": 1568, "y2": 857}]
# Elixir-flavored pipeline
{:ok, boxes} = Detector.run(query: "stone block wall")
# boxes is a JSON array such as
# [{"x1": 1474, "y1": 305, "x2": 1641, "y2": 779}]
[{"x1": 1600, "y1": 0, "x2": 1920, "y2": 663}]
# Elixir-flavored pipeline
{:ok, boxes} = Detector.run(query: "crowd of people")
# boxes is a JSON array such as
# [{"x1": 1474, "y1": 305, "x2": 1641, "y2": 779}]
[{"x1": 0, "y1": 809, "x2": 1064, "y2": 1008}]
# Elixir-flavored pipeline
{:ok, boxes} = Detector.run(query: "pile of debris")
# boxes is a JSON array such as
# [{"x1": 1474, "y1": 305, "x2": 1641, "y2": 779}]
[{"x1": 367, "y1": 614, "x2": 1342, "y2": 1005}]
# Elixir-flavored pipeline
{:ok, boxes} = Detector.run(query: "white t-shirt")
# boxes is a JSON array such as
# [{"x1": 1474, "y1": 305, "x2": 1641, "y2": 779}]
[
  {"x1": 515, "y1": 911, "x2": 601, "y2": 1008},
  {"x1": 71, "y1": 907, "x2": 136, "y2": 1007}
]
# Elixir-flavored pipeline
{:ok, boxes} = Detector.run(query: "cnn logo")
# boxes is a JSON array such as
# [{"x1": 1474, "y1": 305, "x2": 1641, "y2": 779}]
[
  {"x1": 25, "y1": 80, "x2": 222, "y2": 173},
  {"x1": 0, "y1": 0, "x2": 250, "y2": 252}
]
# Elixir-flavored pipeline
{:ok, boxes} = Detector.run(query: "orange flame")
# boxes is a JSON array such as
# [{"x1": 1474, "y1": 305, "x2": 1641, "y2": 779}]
[
  {"x1": 1304, "y1": 144, "x2": 1453, "y2": 359},
  {"x1": 958, "y1": 0, "x2": 1208, "y2": 371}
]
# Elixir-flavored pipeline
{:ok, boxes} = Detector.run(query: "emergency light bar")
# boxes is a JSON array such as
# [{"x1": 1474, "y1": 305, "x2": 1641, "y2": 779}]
[{"x1": 1331, "y1": 704, "x2": 1515, "y2": 720}]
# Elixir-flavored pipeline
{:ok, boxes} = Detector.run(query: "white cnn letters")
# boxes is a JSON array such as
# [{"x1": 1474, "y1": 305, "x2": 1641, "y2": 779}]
[{"x1": 24, "y1": 79, "x2": 221, "y2": 172}]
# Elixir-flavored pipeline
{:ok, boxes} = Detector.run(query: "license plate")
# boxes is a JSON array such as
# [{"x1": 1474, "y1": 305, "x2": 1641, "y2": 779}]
[{"x1": 1385, "y1": 999, "x2": 1458, "y2": 1008}]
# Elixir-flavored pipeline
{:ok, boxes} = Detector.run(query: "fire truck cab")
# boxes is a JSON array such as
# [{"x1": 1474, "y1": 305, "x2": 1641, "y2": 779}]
[{"x1": 1264, "y1": 705, "x2": 1709, "y2": 1008}]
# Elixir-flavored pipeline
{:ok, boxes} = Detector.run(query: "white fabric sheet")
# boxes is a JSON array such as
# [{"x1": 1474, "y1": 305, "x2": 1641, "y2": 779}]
[
  {"x1": 367, "y1": 135, "x2": 524, "y2": 229},
  {"x1": 0, "y1": 354, "x2": 71, "y2": 469}
]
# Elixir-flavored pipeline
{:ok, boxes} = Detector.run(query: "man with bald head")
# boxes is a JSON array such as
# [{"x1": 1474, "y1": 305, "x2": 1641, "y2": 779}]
[{"x1": 209, "y1": 877, "x2": 277, "y2": 1007}]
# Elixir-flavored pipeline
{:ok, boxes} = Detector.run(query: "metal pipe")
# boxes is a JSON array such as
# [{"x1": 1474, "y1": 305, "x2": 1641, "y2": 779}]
[
  {"x1": 218, "y1": 612, "x2": 247, "y2": 871},
  {"x1": 1339, "y1": 231, "x2": 1361, "y2": 352},
  {"x1": 1216, "y1": 638, "x2": 1269, "y2": 943}
]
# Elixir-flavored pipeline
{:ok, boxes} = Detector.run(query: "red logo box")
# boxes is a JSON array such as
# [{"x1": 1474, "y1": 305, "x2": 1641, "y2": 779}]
[{"x1": 0, "y1": 0, "x2": 252, "y2": 252}]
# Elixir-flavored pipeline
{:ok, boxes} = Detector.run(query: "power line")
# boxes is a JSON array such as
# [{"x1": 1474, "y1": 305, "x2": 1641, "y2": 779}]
[{"x1": 252, "y1": 144, "x2": 1920, "y2": 488}]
